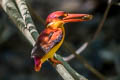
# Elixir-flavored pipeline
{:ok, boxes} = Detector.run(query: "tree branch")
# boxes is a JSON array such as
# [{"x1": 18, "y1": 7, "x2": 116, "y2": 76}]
[{"x1": 92, "y1": 0, "x2": 113, "y2": 41}]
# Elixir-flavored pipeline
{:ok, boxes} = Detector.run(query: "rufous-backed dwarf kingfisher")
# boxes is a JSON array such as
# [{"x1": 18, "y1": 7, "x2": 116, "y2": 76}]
[{"x1": 31, "y1": 11, "x2": 92, "y2": 71}]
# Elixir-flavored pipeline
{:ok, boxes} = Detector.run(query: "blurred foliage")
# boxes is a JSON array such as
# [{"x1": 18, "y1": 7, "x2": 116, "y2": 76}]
[{"x1": 0, "y1": 0, "x2": 120, "y2": 80}]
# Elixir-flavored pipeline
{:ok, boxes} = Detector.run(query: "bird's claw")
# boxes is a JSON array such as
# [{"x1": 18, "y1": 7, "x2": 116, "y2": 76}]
[{"x1": 49, "y1": 57, "x2": 62, "y2": 66}]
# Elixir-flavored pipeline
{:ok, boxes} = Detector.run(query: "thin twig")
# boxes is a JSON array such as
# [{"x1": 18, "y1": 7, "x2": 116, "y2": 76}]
[
  {"x1": 0, "y1": 0, "x2": 88, "y2": 80},
  {"x1": 92, "y1": 0, "x2": 113, "y2": 41},
  {"x1": 63, "y1": 42, "x2": 88, "y2": 61}
]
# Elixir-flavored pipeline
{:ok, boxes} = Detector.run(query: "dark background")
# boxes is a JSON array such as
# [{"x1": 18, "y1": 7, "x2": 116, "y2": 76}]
[{"x1": 0, "y1": 0, "x2": 120, "y2": 80}]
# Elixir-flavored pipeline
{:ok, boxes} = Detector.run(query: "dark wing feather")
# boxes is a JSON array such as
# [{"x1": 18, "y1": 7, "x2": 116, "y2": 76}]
[{"x1": 31, "y1": 28, "x2": 63, "y2": 58}]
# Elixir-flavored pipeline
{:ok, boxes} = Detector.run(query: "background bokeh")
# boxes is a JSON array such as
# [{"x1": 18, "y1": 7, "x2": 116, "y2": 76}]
[{"x1": 0, "y1": 0, "x2": 120, "y2": 80}]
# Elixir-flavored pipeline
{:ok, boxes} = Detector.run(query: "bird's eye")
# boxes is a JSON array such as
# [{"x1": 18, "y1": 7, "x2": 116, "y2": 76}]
[
  {"x1": 64, "y1": 13, "x2": 68, "y2": 17},
  {"x1": 58, "y1": 16, "x2": 65, "y2": 19},
  {"x1": 58, "y1": 13, "x2": 68, "y2": 19}
]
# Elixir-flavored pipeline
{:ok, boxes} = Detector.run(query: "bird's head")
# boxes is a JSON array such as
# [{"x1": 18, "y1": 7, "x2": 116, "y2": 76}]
[{"x1": 46, "y1": 11, "x2": 92, "y2": 28}]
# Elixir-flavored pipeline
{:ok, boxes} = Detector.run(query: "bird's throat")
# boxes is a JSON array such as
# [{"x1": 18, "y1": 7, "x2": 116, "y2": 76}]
[{"x1": 47, "y1": 21, "x2": 64, "y2": 29}]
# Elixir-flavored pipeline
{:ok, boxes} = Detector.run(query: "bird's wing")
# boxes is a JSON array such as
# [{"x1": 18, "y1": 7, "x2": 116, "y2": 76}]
[{"x1": 31, "y1": 28, "x2": 63, "y2": 58}]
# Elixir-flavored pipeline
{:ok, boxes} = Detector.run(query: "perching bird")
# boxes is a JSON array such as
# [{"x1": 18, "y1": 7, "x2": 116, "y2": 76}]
[{"x1": 31, "y1": 11, "x2": 92, "y2": 71}]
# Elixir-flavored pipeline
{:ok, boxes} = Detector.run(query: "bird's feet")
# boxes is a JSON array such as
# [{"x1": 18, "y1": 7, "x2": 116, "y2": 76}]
[{"x1": 49, "y1": 57, "x2": 62, "y2": 66}]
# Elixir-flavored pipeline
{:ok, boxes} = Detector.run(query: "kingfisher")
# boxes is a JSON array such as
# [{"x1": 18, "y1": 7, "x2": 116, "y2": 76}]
[{"x1": 31, "y1": 11, "x2": 92, "y2": 71}]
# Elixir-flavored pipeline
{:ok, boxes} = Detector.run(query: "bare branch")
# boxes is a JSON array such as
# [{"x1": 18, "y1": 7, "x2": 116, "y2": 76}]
[
  {"x1": 63, "y1": 42, "x2": 88, "y2": 61},
  {"x1": 92, "y1": 0, "x2": 112, "y2": 41}
]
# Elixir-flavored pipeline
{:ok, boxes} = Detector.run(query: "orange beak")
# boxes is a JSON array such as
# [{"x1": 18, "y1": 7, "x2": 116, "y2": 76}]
[{"x1": 63, "y1": 14, "x2": 93, "y2": 23}]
